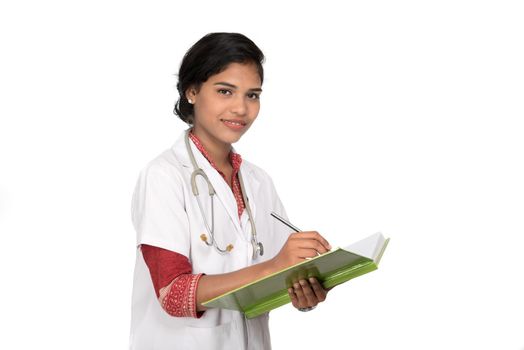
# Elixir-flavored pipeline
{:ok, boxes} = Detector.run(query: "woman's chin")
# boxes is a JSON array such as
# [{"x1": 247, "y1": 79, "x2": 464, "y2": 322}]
[{"x1": 221, "y1": 128, "x2": 249, "y2": 144}]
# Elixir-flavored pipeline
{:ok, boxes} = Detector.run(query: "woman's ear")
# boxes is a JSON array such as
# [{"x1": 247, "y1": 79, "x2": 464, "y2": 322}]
[{"x1": 186, "y1": 87, "x2": 197, "y2": 104}]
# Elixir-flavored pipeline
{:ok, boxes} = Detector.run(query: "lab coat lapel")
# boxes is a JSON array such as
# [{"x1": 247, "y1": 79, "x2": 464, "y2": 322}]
[
  {"x1": 239, "y1": 163, "x2": 260, "y2": 227},
  {"x1": 201, "y1": 160, "x2": 243, "y2": 233},
  {"x1": 172, "y1": 130, "x2": 243, "y2": 234}
]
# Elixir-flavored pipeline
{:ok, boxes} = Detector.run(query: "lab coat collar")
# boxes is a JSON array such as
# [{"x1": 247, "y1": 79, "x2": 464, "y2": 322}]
[{"x1": 171, "y1": 129, "x2": 260, "y2": 235}]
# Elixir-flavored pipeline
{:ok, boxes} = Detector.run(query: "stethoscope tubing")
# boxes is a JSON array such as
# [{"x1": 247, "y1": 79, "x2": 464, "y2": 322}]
[{"x1": 184, "y1": 129, "x2": 264, "y2": 258}]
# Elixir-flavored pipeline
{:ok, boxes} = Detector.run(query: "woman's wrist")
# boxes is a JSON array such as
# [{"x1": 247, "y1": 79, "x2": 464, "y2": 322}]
[
  {"x1": 196, "y1": 259, "x2": 280, "y2": 307},
  {"x1": 263, "y1": 257, "x2": 279, "y2": 276}
]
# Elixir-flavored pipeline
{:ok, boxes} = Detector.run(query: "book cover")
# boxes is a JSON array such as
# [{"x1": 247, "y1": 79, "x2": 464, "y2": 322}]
[{"x1": 203, "y1": 232, "x2": 389, "y2": 318}]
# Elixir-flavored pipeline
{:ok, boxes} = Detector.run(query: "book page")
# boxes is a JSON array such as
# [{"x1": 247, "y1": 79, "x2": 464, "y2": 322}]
[{"x1": 342, "y1": 232, "x2": 385, "y2": 260}]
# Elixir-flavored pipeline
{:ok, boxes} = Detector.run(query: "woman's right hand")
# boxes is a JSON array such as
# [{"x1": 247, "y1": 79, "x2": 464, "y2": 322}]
[{"x1": 268, "y1": 231, "x2": 332, "y2": 272}]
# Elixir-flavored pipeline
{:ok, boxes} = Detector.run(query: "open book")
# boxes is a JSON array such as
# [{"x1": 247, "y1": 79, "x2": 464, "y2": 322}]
[{"x1": 202, "y1": 232, "x2": 389, "y2": 318}]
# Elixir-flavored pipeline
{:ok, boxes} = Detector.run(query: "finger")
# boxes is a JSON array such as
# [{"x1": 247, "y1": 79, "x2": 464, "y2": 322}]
[
  {"x1": 298, "y1": 279, "x2": 318, "y2": 307},
  {"x1": 288, "y1": 287, "x2": 299, "y2": 308},
  {"x1": 309, "y1": 277, "x2": 327, "y2": 302},
  {"x1": 296, "y1": 248, "x2": 320, "y2": 259},
  {"x1": 297, "y1": 240, "x2": 329, "y2": 254},
  {"x1": 294, "y1": 231, "x2": 331, "y2": 249},
  {"x1": 293, "y1": 282, "x2": 308, "y2": 308},
  {"x1": 292, "y1": 232, "x2": 331, "y2": 252}
]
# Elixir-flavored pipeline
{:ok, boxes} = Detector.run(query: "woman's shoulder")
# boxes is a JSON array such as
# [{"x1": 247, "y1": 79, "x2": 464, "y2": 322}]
[
  {"x1": 137, "y1": 147, "x2": 186, "y2": 184},
  {"x1": 241, "y1": 157, "x2": 266, "y2": 176},
  {"x1": 241, "y1": 158, "x2": 277, "y2": 188}
]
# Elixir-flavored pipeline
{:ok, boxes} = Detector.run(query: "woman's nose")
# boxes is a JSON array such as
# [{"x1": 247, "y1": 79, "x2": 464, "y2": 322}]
[{"x1": 230, "y1": 95, "x2": 247, "y2": 116}]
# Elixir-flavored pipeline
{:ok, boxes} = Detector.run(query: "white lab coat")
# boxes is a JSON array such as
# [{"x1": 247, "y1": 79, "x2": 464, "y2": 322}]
[{"x1": 129, "y1": 130, "x2": 292, "y2": 350}]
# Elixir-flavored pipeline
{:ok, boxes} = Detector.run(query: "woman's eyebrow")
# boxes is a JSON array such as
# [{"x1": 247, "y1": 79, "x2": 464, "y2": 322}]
[{"x1": 214, "y1": 82, "x2": 262, "y2": 92}]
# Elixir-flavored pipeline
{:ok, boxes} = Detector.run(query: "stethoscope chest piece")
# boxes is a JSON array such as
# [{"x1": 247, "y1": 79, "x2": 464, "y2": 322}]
[{"x1": 254, "y1": 241, "x2": 264, "y2": 259}]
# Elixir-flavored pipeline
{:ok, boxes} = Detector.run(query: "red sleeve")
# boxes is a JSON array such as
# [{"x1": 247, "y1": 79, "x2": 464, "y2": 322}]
[{"x1": 141, "y1": 244, "x2": 204, "y2": 318}]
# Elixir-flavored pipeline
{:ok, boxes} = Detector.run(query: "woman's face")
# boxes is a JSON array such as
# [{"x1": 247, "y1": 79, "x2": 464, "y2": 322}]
[{"x1": 187, "y1": 62, "x2": 262, "y2": 147}]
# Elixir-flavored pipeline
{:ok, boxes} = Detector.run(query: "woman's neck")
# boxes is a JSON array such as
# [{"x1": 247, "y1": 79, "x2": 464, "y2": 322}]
[{"x1": 191, "y1": 127, "x2": 231, "y2": 169}]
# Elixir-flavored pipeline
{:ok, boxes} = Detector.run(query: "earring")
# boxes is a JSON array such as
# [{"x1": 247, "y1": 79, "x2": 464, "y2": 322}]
[{"x1": 188, "y1": 98, "x2": 193, "y2": 104}]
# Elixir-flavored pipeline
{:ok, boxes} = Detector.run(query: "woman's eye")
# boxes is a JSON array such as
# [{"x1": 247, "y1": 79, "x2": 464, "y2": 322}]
[
  {"x1": 218, "y1": 89, "x2": 232, "y2": 95},
  {"x1": 248, "y1": 93, "x2": 260, "y2": 100}
]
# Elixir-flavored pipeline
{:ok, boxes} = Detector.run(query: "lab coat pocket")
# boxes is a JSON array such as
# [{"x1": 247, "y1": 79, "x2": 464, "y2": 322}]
[{"x1": 183, "y1": 321, "x2": 242, "y2": 350}]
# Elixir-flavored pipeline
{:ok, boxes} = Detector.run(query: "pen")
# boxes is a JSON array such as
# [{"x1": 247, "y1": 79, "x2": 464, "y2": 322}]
[{"x1": 270, "y1": 212, "x2": 301, "y2": 232}]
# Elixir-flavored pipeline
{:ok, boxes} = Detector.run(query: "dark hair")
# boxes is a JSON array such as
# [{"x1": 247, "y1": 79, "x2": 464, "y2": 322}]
[{"x1": 174, "y1": 32, "x2": 265, "y2": 124}]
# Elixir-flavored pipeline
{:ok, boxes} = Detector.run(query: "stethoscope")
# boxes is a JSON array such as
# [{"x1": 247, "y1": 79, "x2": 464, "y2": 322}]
[{"x1": 184, "y1": 130, "x2": 264, "y2": 259}]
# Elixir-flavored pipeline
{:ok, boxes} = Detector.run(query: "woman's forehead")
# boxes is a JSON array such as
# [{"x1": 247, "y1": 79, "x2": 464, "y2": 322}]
[{"x1": 207, "y1": 62, "x2": 262, "y2": 88}]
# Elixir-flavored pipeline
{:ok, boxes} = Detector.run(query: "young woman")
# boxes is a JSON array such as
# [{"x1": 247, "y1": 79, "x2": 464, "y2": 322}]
[{"x1": 130, "y1": 32, "x2": 331, "y2": 350}]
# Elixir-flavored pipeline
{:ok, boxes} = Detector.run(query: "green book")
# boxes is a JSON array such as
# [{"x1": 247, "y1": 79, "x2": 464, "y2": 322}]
[{"x1": 202, "y1": 232, "x2": 390, "y2": 319}]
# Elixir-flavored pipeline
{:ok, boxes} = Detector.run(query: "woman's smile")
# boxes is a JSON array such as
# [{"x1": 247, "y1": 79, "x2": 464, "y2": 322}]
[{"x1": 221, "y1": 118, "x2": 247, "y2": 131}]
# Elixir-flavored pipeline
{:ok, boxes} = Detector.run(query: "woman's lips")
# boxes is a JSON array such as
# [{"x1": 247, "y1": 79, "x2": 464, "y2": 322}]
[{"x1": 221, "y1": 119, "x2": 246, "y2": 131}]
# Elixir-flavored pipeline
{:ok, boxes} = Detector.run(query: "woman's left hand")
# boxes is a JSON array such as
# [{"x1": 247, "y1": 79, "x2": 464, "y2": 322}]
[{"x1": 288, "y1": 277, "x2": 328, "y2": 311}]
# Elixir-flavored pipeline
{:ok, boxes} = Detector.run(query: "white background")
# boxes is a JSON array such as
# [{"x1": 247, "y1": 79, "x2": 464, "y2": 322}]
[{"x1": 1, "y1": 1, "x2": 523, "y2": 349}]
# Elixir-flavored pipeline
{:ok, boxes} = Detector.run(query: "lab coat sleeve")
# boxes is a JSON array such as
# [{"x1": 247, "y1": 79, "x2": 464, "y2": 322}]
[{"x1": 131, "y1": 163, "x2": 190, "y2": 257}]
